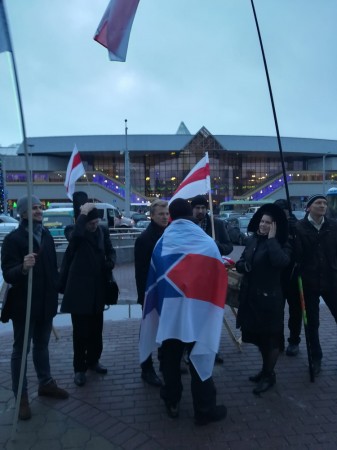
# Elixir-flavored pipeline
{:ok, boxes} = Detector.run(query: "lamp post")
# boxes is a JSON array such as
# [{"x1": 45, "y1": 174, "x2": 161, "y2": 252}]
[{"x1": 322, "y1": 152, "x2": 331, "y2": 195}]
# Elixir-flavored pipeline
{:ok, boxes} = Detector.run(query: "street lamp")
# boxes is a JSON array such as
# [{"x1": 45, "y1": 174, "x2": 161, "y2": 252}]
[{"x1": 322, "y1": 152, "x2": 331, "y2": 194}]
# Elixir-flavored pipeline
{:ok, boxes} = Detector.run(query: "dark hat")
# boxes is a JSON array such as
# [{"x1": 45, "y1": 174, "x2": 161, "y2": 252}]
[
  {"x1": 247, "y1": 203, "x2": 288, "y2": 244},
  {"x1": 17, "y1": 195, "x2": 42, "y2": 216},
  {"x1": 274, "y1": 199, "x2": 289, "y2": 210},
  {"x1": 169, "y1": 198, "x2": 193, "y2": 220},
  {"x1": 190, "y1": 195, "x2": 208, "y2": 208},
  {"x1": 86, "y1": 208, "x2": 100, "y2": 222},
  {"x1": 306, "y1": 194, "x2": 327, "y2": 209}
]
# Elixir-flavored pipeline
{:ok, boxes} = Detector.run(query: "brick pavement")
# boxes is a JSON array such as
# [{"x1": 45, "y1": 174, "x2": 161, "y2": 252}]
[{"x1": 1, "y1": 304, "x2": 337, "y2": 450}]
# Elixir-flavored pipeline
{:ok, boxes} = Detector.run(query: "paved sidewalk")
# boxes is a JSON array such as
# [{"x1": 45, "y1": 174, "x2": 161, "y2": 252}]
[{"x1": 1, "y1": 304, "x2": 337, "y2": 449}]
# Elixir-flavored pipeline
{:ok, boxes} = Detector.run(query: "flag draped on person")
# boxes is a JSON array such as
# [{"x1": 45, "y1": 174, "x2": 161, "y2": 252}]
[
  {"x1": 64, "y1": 146, "x2": 85, "y2": 201},
  {"x1": 0, "y1": 0, "x2": 12, "y2": 53},
  {"x1": 139, "y1": 218, "x2": 228, "y2": 381},
  {"x1": 94, "y1": 0, "x2": 140, "y2": 62},
  {"x1": 169, "y1": 153, "x2": 210, "y2": 204}
]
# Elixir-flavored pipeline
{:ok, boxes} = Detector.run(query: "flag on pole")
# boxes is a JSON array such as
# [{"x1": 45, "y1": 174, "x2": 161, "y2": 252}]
[
  {"x1": 0, "y1": 0, "x2": 12, "y2": 53},
  {"x1": 64, "y1": 146, "x2": 85, "y2": 201},
  {"x1": 139, "y1": 218, "x2": 227, "y2": 381},
  {"x1": 94, "y1": 0, "x2": 140, "y2": 62},
  {"x1": 169, "y1": 153, "x2": 211, "y2": 204}
]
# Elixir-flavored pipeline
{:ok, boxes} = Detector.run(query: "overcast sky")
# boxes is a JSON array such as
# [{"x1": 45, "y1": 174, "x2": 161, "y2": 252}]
[{"x1": 0, "y1": 0, "x2": 336, "y2": 147}]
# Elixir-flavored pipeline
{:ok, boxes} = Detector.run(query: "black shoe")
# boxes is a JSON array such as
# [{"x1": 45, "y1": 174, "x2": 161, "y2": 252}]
[
  {"x1": 194, "y1": 405, "x2": 227, "y2": 426},
  {"x1": 74, "y1": 372, "x2": 86, "y2": 387},
  {"x1": 164, "y1": 401, "x2": 179, "y2": 418},
  {"x1": 253, "y1": 373, "x2": 276, "y2": 395},
  {"x1": 312, "y1": 360, "x2": 321, "y2": 376},
  {"x1": 215, "y1": 353, "x2": 224, "y2": 364},
  {"x1": 249, "y1": 371, "x2": 263, "y2": 383},
  {"x1": 88, "y1": 363, "x2": 108, "y2": 374},
  {"x1": 141, "y1": 370, "x2": 162, "y2": 387},
  {"x1": 286, "y1": 344, "x2": 299, "y2": 357}
]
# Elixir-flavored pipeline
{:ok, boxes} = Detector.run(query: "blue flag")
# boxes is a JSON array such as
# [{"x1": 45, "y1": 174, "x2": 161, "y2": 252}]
[{"x1": 0, "y1": 0, "x2": 12, "y2": 54}]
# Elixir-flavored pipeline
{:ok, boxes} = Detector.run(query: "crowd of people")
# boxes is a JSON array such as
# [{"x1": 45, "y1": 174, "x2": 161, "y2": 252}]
[{"x1": 1, "y1": 192, "x2": 336, "y2": 426}]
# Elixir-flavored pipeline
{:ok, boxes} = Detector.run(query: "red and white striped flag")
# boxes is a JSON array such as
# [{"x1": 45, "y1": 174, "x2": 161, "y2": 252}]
[
  {"x1": 169, "y1": 153, "x2": 211, "y2": 204},
  {"x1": 64, "y1": 146, "x2": 85, "y2": 201},
  {"x1": 93, "y1": 0, "x2": 140, "y2": 62}
]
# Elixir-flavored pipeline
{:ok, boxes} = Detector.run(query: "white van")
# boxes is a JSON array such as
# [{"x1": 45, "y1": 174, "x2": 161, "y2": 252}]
[{"x1": 95, "y1": 203, "x2": 134, "y2": 228}]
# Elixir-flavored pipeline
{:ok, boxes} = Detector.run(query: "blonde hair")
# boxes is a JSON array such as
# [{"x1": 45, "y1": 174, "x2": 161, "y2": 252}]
[{"x1": 150, "y1": 199, "x2": 168, "y2": 215}]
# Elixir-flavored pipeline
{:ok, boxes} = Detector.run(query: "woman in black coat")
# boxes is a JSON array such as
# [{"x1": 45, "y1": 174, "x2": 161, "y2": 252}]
[
  {"x1": 60, "y1": 203, "x2": 116, "y2": 387},
  {"x1": 236, "y1": 204, "x2": 290, "y2": 394}
]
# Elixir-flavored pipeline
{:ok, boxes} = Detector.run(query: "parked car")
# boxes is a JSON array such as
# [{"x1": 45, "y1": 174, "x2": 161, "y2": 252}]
[
  {"x1": 131, "y1": 213, "x2": 149, "y2": 224},
  {"x1": 134, "y1": 220, "x2": 150, "y2": 229},
  {"x1": 292, "y1": 210, "x2": 306, "y2": 220},
  {"x1": 226, "y1": 216, "x2": 251, "y2": 245},
  {"x1": 218, "y1": 212, "x2": 242, "y2": 221},
  {"x1": 0, "y1": 215, "x2": 19, "y2": 229}
]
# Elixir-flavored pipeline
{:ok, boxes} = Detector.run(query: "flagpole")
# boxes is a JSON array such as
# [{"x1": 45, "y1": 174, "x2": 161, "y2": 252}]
[
  {"x1": 250, "y1": 0, "x2": 291, "y2": 212},
  {"x1": 124, "y1": 119, "x2": 130, "y2": 217},
  {"x1": 1, "y1": 0, "x2": 34, "y2": 438}
]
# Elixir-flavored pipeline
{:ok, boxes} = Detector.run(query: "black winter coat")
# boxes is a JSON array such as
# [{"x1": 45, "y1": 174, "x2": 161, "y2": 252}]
[
  {"x1": 134, "y1": 221, "x2": 166, "y2": 306},
  {"x1": 295, "y1": 216, "x2": 337, "y2": 293},
  {"x1": 204, "y1": 215, "x2": 233, "y2": 256},
  {"x1": 1, "y1": 222, "x2": 59, "y2": 321},
  {"x1": 60, "y1": 215, "x2": 116, "y2": 315},
  {"x1": 236, "y1": 234, "x2": 290, "y2": 335}
]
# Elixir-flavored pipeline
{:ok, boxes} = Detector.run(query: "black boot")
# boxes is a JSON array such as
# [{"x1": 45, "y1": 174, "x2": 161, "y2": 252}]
[
  {"x1": 249, "y1": 371, "x2": 263, "y2": 383},
  {"x1": 253, "y1": 372, "x2": 276, "y2": 395}
]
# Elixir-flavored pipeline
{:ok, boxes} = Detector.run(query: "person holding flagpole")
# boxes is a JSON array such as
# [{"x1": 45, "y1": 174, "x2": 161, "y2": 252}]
[{"x1": 1, "y1": 195, "x2": 69, "y2": 420}]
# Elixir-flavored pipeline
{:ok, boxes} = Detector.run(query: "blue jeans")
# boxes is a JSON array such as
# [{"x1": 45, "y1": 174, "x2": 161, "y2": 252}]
[{"x1": 11, "y1": 317, "x2": 53, "y2": 397}]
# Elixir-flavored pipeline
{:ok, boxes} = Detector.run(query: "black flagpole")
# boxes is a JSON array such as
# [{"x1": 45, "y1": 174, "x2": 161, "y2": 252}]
[
  {"x1": 250, "y1": 0, "x2": 314, "y2": 382},
  {"x1": 250, "y1": 0, "x2": 291, "y2": 212}
]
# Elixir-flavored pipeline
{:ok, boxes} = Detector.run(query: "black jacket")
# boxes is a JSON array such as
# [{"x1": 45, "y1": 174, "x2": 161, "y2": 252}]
[
  {"x1": 60, "y1": 215, "x2": 116, "y2": 315},
  {"x1": 204, "y1": 214, "x2": 233, "y2": 256},
  {"x1": 1, "y1": 222, "x2": 59, "y2": 320},
  {"x1": 236, "y1": 234, "x2": 290, "y2": 334},
  {"x1": 134, "y1": 221, "x2": 166, "y2": 306},
  {"x1": 295, "y1": 216, "x2": 337, "y2": 293}
]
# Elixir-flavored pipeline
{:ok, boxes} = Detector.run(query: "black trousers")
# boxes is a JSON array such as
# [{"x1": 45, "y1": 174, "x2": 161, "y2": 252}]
[
  {"x1": 160, "y1": 339, "x2": 216, "y2": 414},
  {"x1": 71, "y1": 313, "x2": 103, "y2": 372},
  {"x1": 304, "y1": 290, "x2": 337, "y2": 361}
]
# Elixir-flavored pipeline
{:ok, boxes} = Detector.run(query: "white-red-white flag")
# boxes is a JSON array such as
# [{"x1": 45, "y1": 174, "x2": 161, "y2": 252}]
[
  {"x1": 169, "y1": 153, "x2": 211, "y2": 204},
  {"x1": 64, "y1": 146, "x2": 85, "y2": 201},
  {"x1": 93, "y1": 0, "x2": 140, "y2": 62}
]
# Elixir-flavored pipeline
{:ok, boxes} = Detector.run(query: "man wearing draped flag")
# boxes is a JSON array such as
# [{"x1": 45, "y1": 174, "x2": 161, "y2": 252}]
[{"x1": 139, "y1": 198, "x2": 228, "y2": 425}]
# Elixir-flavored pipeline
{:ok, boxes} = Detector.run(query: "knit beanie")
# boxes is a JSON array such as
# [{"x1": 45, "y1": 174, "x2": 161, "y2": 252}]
[
  {"x1": 17, "y1": 195, "x2": 42, "y2": 216},
  {"x1": 306, "y1": 194, "x2": 327, "y2": 209},
  {"x1": 190, "y1": 195, "x2": 208, "y2": 208},
  {"x1": 169, "y1": 198, "x2": 193, "y2": 220}
]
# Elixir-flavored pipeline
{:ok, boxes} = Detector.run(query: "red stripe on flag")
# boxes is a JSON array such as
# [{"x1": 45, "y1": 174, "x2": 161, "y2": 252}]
[
  {"x1": 174, "y1": 164, "x2": 209, "y2": 194},
  {"x1": 72, "y1": 152, "x2": 82, "y2": 170},
  {"x1": 167, "y1": 254, "x2": 227, "y2": 308}
]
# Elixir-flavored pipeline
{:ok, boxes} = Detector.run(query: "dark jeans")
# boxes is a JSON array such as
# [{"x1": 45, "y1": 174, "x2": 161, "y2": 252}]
[
  {"x1": 11, "y1": 317, "x2": 53, "y2": 398},
  {"x1": 71, "y1": 313, "x2": 103, "y2": 372},
  {"x1": 304, "y1": 290, "x2": 337, "y2": 361},
  {"x1": 160, "y1": 339, "x2": 216, "y2": 414}
]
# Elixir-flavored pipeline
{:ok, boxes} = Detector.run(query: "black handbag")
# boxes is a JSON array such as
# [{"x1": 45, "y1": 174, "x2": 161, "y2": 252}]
[{"x1": 105, "y1": 278, "x2": 119, "y2": 305}]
